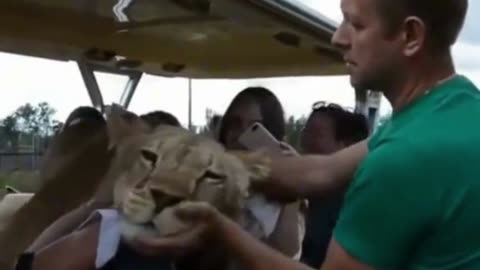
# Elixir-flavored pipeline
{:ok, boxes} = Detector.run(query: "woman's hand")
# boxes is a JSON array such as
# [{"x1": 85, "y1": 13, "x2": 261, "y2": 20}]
[{"x1": 126, "y1": 201, "x2": 223, "y2": 257}]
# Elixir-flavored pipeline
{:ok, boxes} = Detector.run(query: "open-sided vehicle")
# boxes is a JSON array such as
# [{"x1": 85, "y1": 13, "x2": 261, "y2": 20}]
[
  {"x1": 0, "y1": 0, "x2": 353, "y2": 110},
  {"x1": 0, "y1": 2, "x2": 382, "y2": 267}
]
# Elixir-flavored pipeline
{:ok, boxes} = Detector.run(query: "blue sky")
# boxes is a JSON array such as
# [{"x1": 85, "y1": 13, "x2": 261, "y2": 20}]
[{"x1": 0, "y1": 0, "x2": 479, "y2": 126}]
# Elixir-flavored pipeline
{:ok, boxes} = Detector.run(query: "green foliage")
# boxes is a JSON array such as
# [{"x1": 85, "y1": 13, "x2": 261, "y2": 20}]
[
  {"x1": 12, "y1": 102, "x2": 58, "y2": 136},
  {"x1": 0, "y1": 102, "x2": 59, "y2": 152},
  {"x1": 0, "y1": 171, "x2": 40, "y2": 192},
  {"x1": 285, "y1": 115, "x2": 307, "y2": 150}
]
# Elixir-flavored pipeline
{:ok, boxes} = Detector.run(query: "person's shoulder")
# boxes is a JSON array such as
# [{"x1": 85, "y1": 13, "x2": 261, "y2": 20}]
[
  {"x1": 353, "y1": 138, "x2": 433, "y2": 190},
  {"x1": 450, "y1": 75, "x2": 479, "y2": 91},
  {"x1": 436, "y1": 75, "x2": 480, "y2": 112},
  {"x1": 357, "y1": 139, "x2": 407, "y2": 173}
]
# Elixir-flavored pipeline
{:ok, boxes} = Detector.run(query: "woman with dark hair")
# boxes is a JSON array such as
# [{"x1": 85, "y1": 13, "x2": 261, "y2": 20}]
[
  {"x1": 300, "y1": 102, "x2": 369, "y2": 268},
  {"x1": 217, "y1": 86, "x2": 304, "y2": 259},
  {"x1": 218, "y1": 87, "x2": 285, "y2": 150}
]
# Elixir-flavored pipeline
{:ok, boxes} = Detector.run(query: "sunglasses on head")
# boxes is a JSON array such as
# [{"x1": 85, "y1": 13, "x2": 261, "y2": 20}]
[{"x1": 312, "y1": 101, "x2": 344, "y2": 111}]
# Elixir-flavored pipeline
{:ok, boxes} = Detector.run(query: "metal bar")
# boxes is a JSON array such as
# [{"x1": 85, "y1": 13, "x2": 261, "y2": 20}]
[
  {"x1": 116, "y1": 15, "x2": 224, "y2": 31},
  {"x1": 119, "y1": 72, "x2": 143, "y2": 109},
  {"x1": 87, "y1": 62, "x2": 140, "y2": 77},
  {"x1": 354, "y1": 88, "x2": 368, "y2": 116},
  {"x1": 188, "y1": 79, "x2": 193, "y2": 131},
  {"x1": 77, "y1": 61, "x2": 105, "y2": 112},
  {"x1": 245, "y1": 0, "x2": 339, "y2": 41},
  {"x1": 366, "y1": 91, "x2": 382, "y2": 131}
]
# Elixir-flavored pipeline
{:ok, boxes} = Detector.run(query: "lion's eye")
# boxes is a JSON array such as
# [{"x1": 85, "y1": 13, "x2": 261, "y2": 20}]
[
  {"x1": 141, "y1": 149, "x2": 158, "y2": 166},
  {"x1": 203, "y1": 170, "x2": 224, "y2": 179},
  {"x1": 202, "y1": 170, "x2": 226, "y2": 185}
]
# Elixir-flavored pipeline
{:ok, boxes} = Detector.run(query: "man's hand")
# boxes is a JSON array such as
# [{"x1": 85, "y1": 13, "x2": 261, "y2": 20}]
[
  {"x1": 279, "y1": 142, "x2": 299, "y2": 157},
  {"x1": 126, "y1": 201, "x2": 222, "y2": 257}
]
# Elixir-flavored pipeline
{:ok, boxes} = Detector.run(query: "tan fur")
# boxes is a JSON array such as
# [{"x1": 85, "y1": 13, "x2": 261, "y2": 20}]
[
  {"x1": 102, "y1": 105, "x2": 270, "y2": 242},
  {"x1": 102, "y1": 106, "x2": 294, "y2": 270}
]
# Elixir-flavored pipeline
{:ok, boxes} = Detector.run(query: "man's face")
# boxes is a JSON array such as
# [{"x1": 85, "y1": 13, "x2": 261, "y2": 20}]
[{"x1": 332, "y1": 0, "x2": 405, "y2": 91}]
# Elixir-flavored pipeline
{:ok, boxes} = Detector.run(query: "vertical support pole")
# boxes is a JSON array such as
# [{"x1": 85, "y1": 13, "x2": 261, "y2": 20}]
[
  {"x1": 77, "y1": 61, "x2": 105, "y2": 112},
  {"x1": 119, "y1": 72, "x2": 143, "y2": 109},
  {"x1": 188, "y1": 78, "x2": 193, "y2": 131},
  {"x1": 354, "y1": 88, "x2": 382, "y2": 132}
]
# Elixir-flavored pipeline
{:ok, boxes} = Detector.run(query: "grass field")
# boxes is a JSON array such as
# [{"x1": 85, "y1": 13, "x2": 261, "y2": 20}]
[{"x1": 0, "y1": 170, "x2": 40, "y2": 192}]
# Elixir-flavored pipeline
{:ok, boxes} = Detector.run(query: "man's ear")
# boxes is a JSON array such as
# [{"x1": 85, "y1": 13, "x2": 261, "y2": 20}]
[
  {"x1": 402, "y1": 16, "x2": 426, "y2": 57},
  {"x1": 229, "y1": 150, "x2": 271, "y2": 182},
  {"x1": 105, "y1": 104, "x2": 151, "y2": 149}
]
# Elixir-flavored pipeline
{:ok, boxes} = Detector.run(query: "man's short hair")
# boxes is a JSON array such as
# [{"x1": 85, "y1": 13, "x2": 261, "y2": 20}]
[{"x1": 376, "y1": 0, "x2": 468, "y2": 51}]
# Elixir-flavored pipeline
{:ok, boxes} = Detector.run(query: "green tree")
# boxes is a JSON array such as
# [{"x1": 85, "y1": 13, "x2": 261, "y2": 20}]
[
  {"x1": 0, "y1": 115, "x2": 20, "y2": 151},
  {"x1": 14, "y1": 103, "x2": 38, "y2": 134},
  {"x1": 0, "y1": 102, "x2": 58, "y2": 152},
  {"x1": 198, "y1": 108, "x2": 222, "y2": 137},
  {"x1": 35, "y1": 102, "x2": 58, "y2": 137},
  {"x1": 285, "y1": 115, "x2": 307, "y2": 150}
]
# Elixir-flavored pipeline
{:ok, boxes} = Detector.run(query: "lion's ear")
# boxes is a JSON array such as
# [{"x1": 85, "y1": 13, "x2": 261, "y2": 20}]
[
  {"x1": 229, "y1": 150, "x2": 271, "y2": 182},
  {"x1": 105, "y1": 104, "x2": 150, "y2": 149}
]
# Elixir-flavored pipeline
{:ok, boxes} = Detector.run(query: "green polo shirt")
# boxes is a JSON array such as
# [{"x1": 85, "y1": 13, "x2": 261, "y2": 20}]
[{"x1": 334, "y1": 75, "x2": 480, "y2": 269}]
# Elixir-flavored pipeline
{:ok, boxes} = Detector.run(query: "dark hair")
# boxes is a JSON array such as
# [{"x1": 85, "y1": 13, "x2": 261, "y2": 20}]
[
  {"x1": 376, "y1": 0, "x2": 468, "y2": 51},
  {"x1": 309, "y1": 106, "x2": 369, "y2": 146},
  {"x1": 64, "y1": 106, "x2": 105, "y2": 127},
  {"x1": 140, "y1": 111, "x2": 181, "y2": 128},
  {"x1": 218, "y1": 87, "x2": 285, "y2": 144}
]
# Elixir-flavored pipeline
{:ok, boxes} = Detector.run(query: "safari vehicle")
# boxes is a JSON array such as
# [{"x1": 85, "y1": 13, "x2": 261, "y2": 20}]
[
  {"x1": 0, "y1": 0, "x2": 382, "y2": 207},
  {"x1": 0, "y1": 0, "x2": 382, "y2": 119},
  {"x1": 0, "y1": 1, "x2": 380, "y2": 267},
  {"x1": 0, "y1": 0, "x2": 348, "y2": 109},
  {"x1": 0, "y1": 0, "x2": 385, "y2": 225}
]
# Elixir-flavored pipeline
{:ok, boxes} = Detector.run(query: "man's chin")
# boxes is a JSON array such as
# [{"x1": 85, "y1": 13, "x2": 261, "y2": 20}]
[
  {"x1": 349, "y1": 77, "x2": 363, "y2": 90},
  {"x1": 350, "y1": 76, "x2": 373, "y2": 92}
]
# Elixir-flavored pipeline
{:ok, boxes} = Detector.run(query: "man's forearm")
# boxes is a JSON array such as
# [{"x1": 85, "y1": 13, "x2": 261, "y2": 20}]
[
  {"x1": 28, "y1": 201, "x2": 100, "y2": 252},
  {"x1": 32, "y1": 223, "x2": 99, "y2": 270},
  {"x1": 215, "y1": 214, "x2": 313, "y2": 270},
  {"x1": 266, "y1": 140, "x2": 368, "y2": 200}
]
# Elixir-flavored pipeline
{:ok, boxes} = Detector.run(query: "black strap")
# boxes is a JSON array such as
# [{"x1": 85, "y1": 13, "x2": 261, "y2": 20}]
[{"x1": 15, "y1": 253, "x2": 35, "y2": 270}]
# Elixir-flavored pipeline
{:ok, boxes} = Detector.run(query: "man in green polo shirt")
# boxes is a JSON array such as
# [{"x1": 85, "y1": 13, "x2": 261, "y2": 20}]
[
  {"x1": 54, "y1": 0, "x2": 479, "y2": 269},
  {"x1": 331, "y1": 73, "x2": 480, "y2": 269}
]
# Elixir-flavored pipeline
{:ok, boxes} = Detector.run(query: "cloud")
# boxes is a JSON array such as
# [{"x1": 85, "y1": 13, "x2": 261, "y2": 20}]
[
  {"x1": 297, "y1": 0, "x2": 342, "y2": 22},
  {"x1": 453, "y1": 42, "x2": 480, "y2": 71},
  {"x1": 458, "y1": 1, "x2": 480, "y2": 45}
]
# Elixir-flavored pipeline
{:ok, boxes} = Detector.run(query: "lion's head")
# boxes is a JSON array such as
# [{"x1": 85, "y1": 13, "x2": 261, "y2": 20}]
[{"x1": 103, "y1": 105, "x2": 270, "y2": 240}]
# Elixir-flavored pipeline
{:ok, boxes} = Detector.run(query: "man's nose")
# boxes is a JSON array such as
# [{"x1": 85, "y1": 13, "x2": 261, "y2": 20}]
[{"x1": 331, "y1": 24, "x2": 349, "y2": 51}]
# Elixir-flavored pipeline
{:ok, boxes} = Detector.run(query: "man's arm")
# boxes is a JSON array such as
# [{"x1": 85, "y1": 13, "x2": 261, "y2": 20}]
[
  {"x1": 211, "y1": 209, "x2": 372, "y2": 270},
  {"x1": 214, "y1": 212, "x2": 312, "y2": 270},
  {"x1": 321, "y1": 239, "x2": 373, "y2": 270},
  {"x1": 28, "y1": 200, "x2": 104, "y2": 252},
  {"x1": 32, "y1": 222, "x2": 99, "y2": 270},
  {"x1": 259, "y1": 140, "x2": 367, "y2": 201}
]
